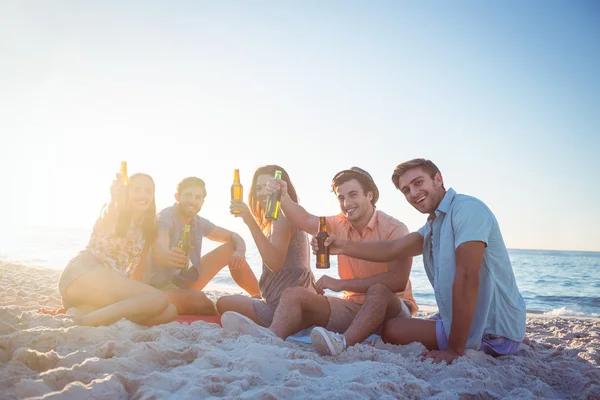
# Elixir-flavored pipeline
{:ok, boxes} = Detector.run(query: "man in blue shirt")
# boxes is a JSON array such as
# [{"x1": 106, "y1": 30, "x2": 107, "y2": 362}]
[
  {"x1": 148, "y1": 177, "x2": 260, "y2": 315},
  {"x1": 324, "y1": 159, "x2": 526, "y2": 364}
]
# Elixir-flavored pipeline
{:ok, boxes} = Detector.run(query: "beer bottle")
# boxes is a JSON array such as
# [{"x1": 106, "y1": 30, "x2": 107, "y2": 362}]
[
  {"x1": 117, "y1": 161, "x2": 129, "y2": 215},
  {"x1": 265, "y1": 170, "x2": 283, "y2": 221},
  {"x1": 316, "y1": 217, "x2": 330, "y2": 269},
  {"x1": 231, "y1": 169, "x2": 243, "y2": 214},
  {"x1": 120, "y1": 161, "x2": 129, "y2": 186},
  {"x1": 178, "y1": 224, "x2": 191, "y2": 255}
]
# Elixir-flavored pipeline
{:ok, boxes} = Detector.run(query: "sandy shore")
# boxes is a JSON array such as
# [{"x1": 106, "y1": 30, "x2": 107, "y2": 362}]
[{"x1": 1, "y1": 262, "x2": 599, "y2": 399}]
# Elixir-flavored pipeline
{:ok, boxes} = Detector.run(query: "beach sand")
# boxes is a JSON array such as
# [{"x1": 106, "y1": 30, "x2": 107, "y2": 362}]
[{"x1": 1, "y1": 262, "x2": 598, "y2": 399}]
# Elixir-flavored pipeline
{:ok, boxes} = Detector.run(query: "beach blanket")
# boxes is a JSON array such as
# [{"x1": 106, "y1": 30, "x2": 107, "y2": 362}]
[
  {"x1": 286, "y1": 327, "x2": 381, "y2": 345},
  {"x1": 38, "y1": 308, "x2": 222, "y2": 326}
]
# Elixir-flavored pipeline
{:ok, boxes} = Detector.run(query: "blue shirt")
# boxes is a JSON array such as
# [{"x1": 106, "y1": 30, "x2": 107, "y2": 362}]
[
  {"x1": 417, "y1": 188, "x2": 526, "y2": 349},
  {"x1": 147, "y1": 204, "x2": 216, "y2": 288}
]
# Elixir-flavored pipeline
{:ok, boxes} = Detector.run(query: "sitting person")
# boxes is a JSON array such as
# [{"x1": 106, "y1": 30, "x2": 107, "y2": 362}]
[
  {"x1": 147, "y1": 177, "x2": 260, "y2": 315},
  {"x1": 217, "y1": 165, "x2": 316, "y2": 326},
  {"x1": 58, "y1": 172, "x2": 177, "y2": 326},
  {"x1": 222, "y1": 167, "x2": 416, "y2": 356},
  {"x1": 324, "y1": 159, "x2": 526, "y2": 364}
]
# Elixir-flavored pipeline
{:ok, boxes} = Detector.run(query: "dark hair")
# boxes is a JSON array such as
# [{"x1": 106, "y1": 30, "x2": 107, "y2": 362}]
[
  {"x1": 113, "y1": 173, "x2": 157, "y2": 243},
  {"x1": 249, "y1": 165, "x2": 299, "y2": 232},
  {"x1": 331, "y1": 167, "x2": 379, "y2": 206},
  {"x1": 176, "y1": 177, "x2": 207, "y2": 198},
  {"x1": 391, "y1": 158, "x2": 443, "y2": 191}
]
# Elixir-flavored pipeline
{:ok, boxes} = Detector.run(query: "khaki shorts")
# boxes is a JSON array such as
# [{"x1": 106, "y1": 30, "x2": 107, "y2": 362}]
[{"x1": 325, "y1": 296, "x2": 412, "y2": 333}]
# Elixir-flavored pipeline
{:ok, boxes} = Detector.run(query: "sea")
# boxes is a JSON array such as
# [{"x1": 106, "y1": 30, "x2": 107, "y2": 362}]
[{"x1": 1, "y1": 226, "x2": 599, "y2": 318}]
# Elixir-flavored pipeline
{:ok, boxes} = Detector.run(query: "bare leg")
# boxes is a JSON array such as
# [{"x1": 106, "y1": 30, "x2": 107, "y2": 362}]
[
  {"x1": 216, "y1": 295, "x2": 263, "y2": 325},
  {"x1": 141, "y1": 303, "x2": 178, "y2": 326},
  {"x1": 269, "y1": 287, "x2": 331, "y2": 339},
  {"x1": 63, "y1": 268, "x2": 174, "y2": 327},
  {"x1": 164, "y1": 289, "x2": 217, "y2": 315},
  {"x1": 343, "y1": 283, "x2": 403, "y2": 347},
  {"x1": 189, "y1": 242, "x2": 260, "y2": 296},
  {"x1": 381, "y1": 317, "x2": 439, "y2": 350}
]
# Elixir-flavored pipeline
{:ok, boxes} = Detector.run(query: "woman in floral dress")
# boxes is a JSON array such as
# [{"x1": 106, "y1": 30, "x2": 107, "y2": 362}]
[{"x1": 58, "y1": 172, "x2": 177, "y2": 326}]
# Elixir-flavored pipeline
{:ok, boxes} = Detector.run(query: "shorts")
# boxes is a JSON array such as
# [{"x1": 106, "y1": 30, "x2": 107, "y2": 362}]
[
  {"x1": 325, "y1": 296, "x2": 412, "y2": 334},
  {"x1": 431, "y1": 313, "x2": 522, "y2": 356},
  {"x1": 252, "y1": 298, "x2": 277, "y2": 327},
  {"x1": 58, "y1": 251, "x2": 105, "y2": 309}
]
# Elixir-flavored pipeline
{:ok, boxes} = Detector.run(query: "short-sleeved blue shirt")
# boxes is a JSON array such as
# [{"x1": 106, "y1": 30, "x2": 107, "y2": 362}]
[
  {"x1": 147, "y1": 204, "x2": 215, "y2": 288},
  {"x1": 417, "y1": 188, "x2": 526, "y2": 349}
]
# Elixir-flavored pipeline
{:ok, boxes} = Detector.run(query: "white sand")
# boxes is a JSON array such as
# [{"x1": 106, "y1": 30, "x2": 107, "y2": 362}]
[{"x1": 1, "y1": 262, "x2": 599, "y2": 400}]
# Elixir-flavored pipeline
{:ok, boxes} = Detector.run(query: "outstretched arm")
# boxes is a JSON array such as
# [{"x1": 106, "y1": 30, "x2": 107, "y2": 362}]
[
  {"x1": 262, "y1": 178, "x2": 320, "y2": 235},
  {"x1": 231, "y1": 200, "x2": 294, "y2": 273},
  {"x1": 328, "y1": 231, "x2": 424, "y2": 262}
]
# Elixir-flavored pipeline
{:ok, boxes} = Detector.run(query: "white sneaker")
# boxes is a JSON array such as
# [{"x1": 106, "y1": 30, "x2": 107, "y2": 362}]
[
  {"x1": 310, "y1": 327, "x2": 347, "y2": 356},
  {"x1": 221, "y1": 312, "x2": 277, "y2": 339}
]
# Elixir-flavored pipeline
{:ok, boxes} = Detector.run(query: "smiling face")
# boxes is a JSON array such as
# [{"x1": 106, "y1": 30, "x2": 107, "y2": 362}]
[
  {"x1": 254, "y1": 173, "x2": 272, "y2": 209},
  {"x1": 176, "y1": 186, "x2": 206, "y2": 218},
  {"x1": 128, "y1": 174, "x2": 155, "y2": 218},
  {"x1": 335, "y1": 178, "x2": 374, "y2": 223},
  {"x1": 397, "y1": 167, "x2": 445, "y2": 216}
]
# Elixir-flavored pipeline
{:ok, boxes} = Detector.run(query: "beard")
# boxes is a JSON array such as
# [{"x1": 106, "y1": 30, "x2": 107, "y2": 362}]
[{"x1": 178, "y1": 202, "x2": 199, "y2": 217}]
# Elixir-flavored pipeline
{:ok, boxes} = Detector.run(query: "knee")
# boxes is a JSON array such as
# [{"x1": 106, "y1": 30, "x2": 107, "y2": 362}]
[
  {"x1": 216, "y1": 296, "x2": 232, "y2": 314},
  {"x1": 281, "y1": 286, "x2": 311, "y2": 302},
  {"x1": 148, "y1": 292, "x2": 170, "y2": 315},
  {"x1": 381, "y1": 317, "x2": 404, "y2": 344},
  {"x1": 366, "y1": 283, "x2": 393, "y2": 298},
  {"x1": 165, "y1": 303, "x2": 178, "y2": 320}
]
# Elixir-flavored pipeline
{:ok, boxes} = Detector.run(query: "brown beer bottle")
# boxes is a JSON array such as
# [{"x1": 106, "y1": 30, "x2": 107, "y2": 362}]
[
  {"x1": 120, "y1": 161, "x2": 129, "y2": 186},
  {"x1": 117, "y1": 161, "x2": 129, "y2": 214},
  {"x1": 316, "y1": 217, "x2": 330, "y2": 269},
  {"x1": 265, "y1": 170, "x2": 283, "y2": 221},
  {"x1": 231, "y1": 169, "x2": 243, "y2": 214}
]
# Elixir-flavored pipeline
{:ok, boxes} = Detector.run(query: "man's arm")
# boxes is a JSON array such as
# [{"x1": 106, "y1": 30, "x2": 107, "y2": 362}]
[
  {"x1": 447, "y1": 241, "x2": 484, "y2": 355},
  {"x1": 263, "y1": 179, "x2": 319, "y2": 235},
  {"x1": 334, "y1": 231, "x2": 424, "y2": 262},
  {"x1": 336, "y1": 225, "x2": 413, "y2": 293},
  {"x1": 205, "y1": 226, "x2": 246, "y2": 252},
  {"x1": 151, "y1": 229, "x2": 188, "y2": 269}
]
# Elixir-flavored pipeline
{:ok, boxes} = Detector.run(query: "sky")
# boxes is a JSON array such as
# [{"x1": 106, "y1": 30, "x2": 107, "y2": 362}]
[{"x1": 0, "y1": 1, "x2": 599, "y2": 252}]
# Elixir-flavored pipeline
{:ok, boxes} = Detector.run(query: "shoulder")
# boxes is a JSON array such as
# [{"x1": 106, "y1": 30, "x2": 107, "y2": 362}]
[
  {"x1": 157, "y1": 205, "x2": 177, "y2": 219},
  {"x1": 326, "y1": 213, "x2": 348, "y2": 229},
  {"x1": 451, "y1": 194, "x2": 493, "y2": 217},
  {"x1": 374, "y1": 210, "x2": 409, "y2": 238}
]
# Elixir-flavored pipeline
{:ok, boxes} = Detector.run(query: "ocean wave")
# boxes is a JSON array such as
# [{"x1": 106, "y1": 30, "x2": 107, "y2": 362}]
[{"x1": 543, "y1": 306, "x2": 599, "y2": 318}]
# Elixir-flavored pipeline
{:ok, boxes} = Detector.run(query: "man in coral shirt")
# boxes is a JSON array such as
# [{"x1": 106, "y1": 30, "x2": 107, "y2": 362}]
[{"x1": 222, "y1": 167, "x2": 417, "y2": 356}]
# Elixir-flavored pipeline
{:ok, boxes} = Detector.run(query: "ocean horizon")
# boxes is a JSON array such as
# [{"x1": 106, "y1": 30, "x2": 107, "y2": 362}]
[{"x1": 1, "y1": 226, "x2": 598, "y2": 318}]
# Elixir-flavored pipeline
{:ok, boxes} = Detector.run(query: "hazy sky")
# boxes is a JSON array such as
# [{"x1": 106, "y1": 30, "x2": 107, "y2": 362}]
[{"x1": 1, "y1": 1, "x2": 598, "y2": 251}]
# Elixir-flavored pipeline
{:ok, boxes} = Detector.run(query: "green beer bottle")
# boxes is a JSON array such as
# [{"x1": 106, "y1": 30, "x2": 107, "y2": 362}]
[
  {"x1": 265, "y1": 170, "x2": 283, "y2": 221},
  {"x1": 178, "y1": 224, "x2": 191, "y2": 255}
]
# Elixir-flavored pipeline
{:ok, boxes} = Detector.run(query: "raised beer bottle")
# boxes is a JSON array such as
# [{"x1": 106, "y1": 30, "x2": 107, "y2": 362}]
[
  {"x1": 117, "y1": 161, "x2": 129, "y2": 214},
  {"x1": 120, "y1": 161, "x2": 129, "y2": 186},
  {"x1": 265, "y1": 170, "x2": 283, "y2": 221},
  {"x1": 231, "y1": 169, "x2": 243, "y2": 214},
  {"x1": 316, "y1": 217, "x2": 330, "y2": 269},
  {"x1": 178, "y1": 224, "x2": 191, "y2": 255}
]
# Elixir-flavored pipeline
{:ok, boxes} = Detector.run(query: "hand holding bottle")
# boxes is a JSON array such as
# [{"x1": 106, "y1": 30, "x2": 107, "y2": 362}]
[
  {"x1": 110, "y1": 173, "x2": 128, "y2": 202},
  {"x1": 230, "y1": 200, "x2": 253, "y2": 223},
  {"x1": 310, "y1": 235, "x2": 346, "y2": 256},
  {"x1": 261, "y1": 178, "x2": 288, "y2": 198}
]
